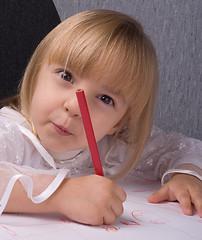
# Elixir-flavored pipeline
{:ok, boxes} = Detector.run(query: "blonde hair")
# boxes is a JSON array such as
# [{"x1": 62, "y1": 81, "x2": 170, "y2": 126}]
[{"x1": 20, "y1": 9, "x2": 158, "y2": 178}]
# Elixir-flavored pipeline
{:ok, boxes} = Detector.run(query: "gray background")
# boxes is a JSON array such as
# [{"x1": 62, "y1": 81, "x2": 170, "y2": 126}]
[{"x1": 53, "y1": 0, "x2": 202, "y2": 140}]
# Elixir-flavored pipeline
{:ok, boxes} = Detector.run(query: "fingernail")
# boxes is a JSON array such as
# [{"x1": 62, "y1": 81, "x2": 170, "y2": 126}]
[{"x1": 185, "y1": 208, "x2": 192, "y2": 215}]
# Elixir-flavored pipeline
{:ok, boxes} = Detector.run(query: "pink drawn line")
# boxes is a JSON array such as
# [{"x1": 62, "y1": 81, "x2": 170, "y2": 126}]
[{"x1": 0, "y1": 224, "x2": 19, "y2": 237}]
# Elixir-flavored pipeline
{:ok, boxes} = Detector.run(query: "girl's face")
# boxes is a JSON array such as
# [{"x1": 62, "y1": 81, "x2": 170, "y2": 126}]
[{"x1": 30, "y1": 63, "x2": 128, "y2": 152}]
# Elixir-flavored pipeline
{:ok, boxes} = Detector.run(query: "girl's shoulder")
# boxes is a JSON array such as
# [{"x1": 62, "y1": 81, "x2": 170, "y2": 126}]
[
  {"x1": 0, "y1": 107, "x2": 24, "y2": 133},
  {"x1": 0, "y1": 107, "x2": 30, "y2": 129},
  {"x1": 0, "y1": 107, "x2": 26, "y2": 165}
]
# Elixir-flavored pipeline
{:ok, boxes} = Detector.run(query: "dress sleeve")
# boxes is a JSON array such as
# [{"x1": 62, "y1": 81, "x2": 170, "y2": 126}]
[
  {"x1": 133, "y1": 127, "x2": 202, "y2": 183},
  {"x1": 0, "y1": 119, "x2": 69, "y2": 214}
]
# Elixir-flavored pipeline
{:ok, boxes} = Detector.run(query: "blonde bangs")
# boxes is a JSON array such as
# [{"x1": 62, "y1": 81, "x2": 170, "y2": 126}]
[{"x1": 44, "y1": 10, "x2": 150, "y2": 105}]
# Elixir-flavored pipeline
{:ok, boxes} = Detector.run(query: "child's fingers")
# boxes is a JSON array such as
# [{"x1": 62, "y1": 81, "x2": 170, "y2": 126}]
[
  {"x1": 175, "y1": 190, "x2": 192, "y2": 216},
  {"x1": 102, "y1": 197, "x2": 124, "y2": 225},
  {"x1": 194, "y1": 200, "x2": 202, "y2": 218},
  {"x1": 190, "y1": 189, "x2": 202, "y2": 218},
  {"x1": 147, "y1": 185, "x2": 170, "y2": 203},
  {"x1": 103, "y1": 208, "x2": 116, "y2": 225},
  {"x1": 111, "y1": 197, "x2": 124, "y2": 217},
  {"x1": 115, "y1": 184, "x2": 127, "y2": 203},
  {"x1": 148, "y1": 174, "x2": 202, "y2": 218}
]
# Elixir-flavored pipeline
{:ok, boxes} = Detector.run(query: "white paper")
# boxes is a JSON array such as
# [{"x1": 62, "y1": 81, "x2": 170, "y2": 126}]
[{"x1": 0, "y1": 177, "x2": 201, "y2": 240}]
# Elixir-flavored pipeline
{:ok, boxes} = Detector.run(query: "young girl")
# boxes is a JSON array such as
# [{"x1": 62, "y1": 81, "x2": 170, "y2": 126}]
[{"x1": 0, "y1": 9, "x2": 201, "y2": 226}]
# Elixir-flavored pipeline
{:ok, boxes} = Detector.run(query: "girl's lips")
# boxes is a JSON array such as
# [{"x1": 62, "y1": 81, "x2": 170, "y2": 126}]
[{"x1": 53, "y1": 123, "x2": 72, "y2": 137}]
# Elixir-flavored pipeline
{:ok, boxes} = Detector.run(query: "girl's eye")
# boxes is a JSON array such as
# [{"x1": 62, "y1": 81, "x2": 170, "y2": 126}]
[
  {"x1": 59, "y1": 70, "x2": 73, "y2": 83},
  {"x1": 98, "y1": 95, "x2": 114, "y2": 105}
]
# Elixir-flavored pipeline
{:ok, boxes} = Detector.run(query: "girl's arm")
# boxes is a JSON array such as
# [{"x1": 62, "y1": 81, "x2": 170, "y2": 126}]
[
  {"x1": 135, "y1": 127, "x2": 202, "y2": 182},
  {"x1": 0, "y1": 117, "x2": 125, "y2": 225},
  {"x1": 0, "y1": 162, "x2": 68, "y2": 215},
  {"x1": 3, "y1": 167, "x2": 126, "y2": 225},
  {"x1": 4, "y1": 172, "x2": 57, "y2": 213}
]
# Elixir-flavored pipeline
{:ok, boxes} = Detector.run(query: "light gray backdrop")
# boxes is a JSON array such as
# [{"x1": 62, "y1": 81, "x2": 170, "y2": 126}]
[{"x1": 53, "y1": 0, "x2": 202, "y2": 140}]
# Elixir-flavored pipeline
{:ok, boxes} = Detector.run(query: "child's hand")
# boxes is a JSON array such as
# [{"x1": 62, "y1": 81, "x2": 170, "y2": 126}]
[
  {"x1": 148, "y1": 174, "x2": 202, "y2": 217},
  {"x1": 53, "y1": 175, "x2": 126, "y2": 225}
]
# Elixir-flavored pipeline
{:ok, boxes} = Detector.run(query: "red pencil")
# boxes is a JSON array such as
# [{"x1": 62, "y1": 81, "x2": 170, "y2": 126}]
[{"x1": 76, "y1": 89, "x2": 104, "y2": 176}]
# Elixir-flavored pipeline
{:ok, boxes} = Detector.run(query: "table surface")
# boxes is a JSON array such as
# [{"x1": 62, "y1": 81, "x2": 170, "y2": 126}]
[{"x1": 0, "y1": 177, "x2": 201, "y2": 240}]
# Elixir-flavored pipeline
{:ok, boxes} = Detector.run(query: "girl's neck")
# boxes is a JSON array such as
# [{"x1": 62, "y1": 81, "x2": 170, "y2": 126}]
[{"x1": 48, "y1": 149, "x2": 84, "y2": 163}]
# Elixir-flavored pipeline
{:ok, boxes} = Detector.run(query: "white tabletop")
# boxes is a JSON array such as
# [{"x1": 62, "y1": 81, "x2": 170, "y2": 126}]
[{"x1": 1, "y1": 177, "x2": 201, "y2": 240}]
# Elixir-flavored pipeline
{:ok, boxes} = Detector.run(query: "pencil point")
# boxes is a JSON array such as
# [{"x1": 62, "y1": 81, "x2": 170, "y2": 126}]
[{"x1": 76, "y1": 89, "x2": 83, "y2": 92}]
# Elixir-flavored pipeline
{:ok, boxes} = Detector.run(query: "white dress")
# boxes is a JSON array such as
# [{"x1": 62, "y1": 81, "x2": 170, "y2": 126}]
[{"x1": 0, "y1": 107, "x2": 201, "y2": 214}]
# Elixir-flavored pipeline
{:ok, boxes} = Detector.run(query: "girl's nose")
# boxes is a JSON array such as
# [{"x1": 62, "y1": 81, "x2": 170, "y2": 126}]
[{"x1": 63, "y1": 91, "x2": 81, "y2": 118}]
